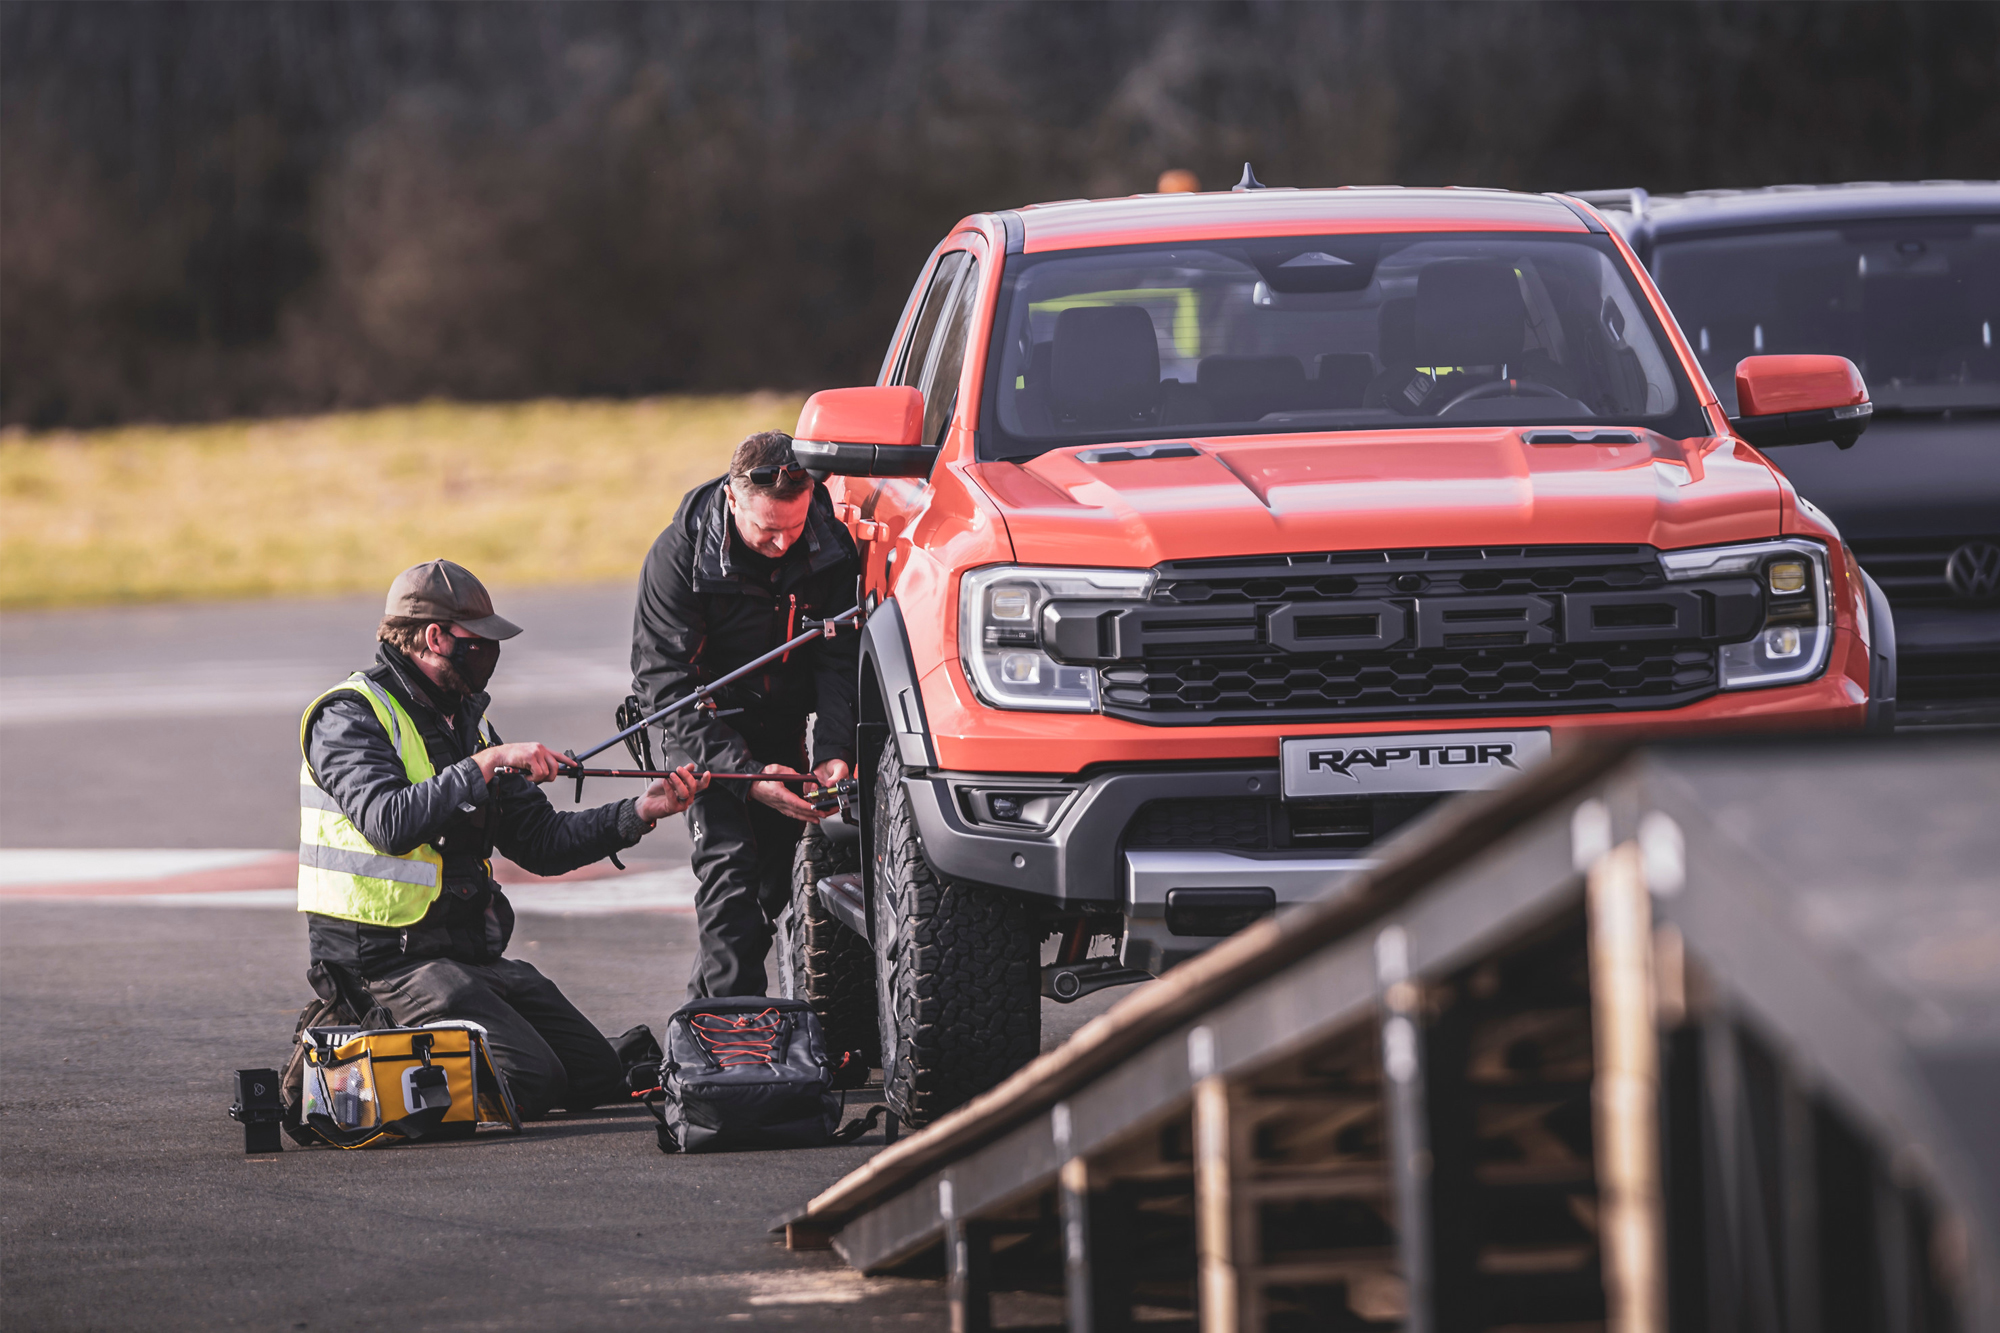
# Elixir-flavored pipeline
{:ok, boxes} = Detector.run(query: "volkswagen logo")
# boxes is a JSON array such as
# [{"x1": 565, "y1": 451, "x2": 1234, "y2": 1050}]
[{"x1": 1945, "y1": 541, "x2": 2000, "y2": 601}]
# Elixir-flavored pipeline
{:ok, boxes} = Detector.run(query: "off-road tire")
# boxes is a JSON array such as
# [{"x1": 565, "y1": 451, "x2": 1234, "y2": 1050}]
[
  {"x1": 873, "y1": 739, "x2": 1041, "y2": 1125},
  {"x1": 779, "y1": 822, "x2": 879, "y2": 1068}
]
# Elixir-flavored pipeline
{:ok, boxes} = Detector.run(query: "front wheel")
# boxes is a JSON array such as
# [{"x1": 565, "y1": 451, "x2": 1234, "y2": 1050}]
[
  {"x1": 872, "y1": 740, "x2": 1041, "y2": 1126},
  {"x1": 779, "y1": 822, "x2": 879, "y2": 1070}
]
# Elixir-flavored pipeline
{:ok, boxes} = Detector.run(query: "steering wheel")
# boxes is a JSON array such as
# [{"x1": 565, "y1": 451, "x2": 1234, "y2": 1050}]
[{"x1": 1436, "y1": 378, "x2": 1569, "y2": 414}]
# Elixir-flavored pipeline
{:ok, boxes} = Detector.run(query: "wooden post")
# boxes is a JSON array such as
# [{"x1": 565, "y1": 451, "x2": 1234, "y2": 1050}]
[
  {"x1": 785, "y1": 1220, "x2": 834, "y2": 1251},
  {"x1": 1780, "y1": 1070, "x2": 1820, "y2": 1333},
  {"x1": 943, "y1": 1178, "x2": 991, "y2": 1333},
  {"x1": 1876, "y1": 1172, "x2": 1914, "y2": 1333},
  {"x1": 1061, "y1": 1155, "x2": 1094, "y2": 1332},
  {"x1": 1377, "y1": 924, "x2": 1434, "y2": 1333},
  {"x1": 1194, "y1": 1075, "x2": 1246, "y2": 1333},
  {"x1": 1588, "y1": 840, "x2": 1667, "y2": 1333},
  {"x1": 1701, "y1": 1011, "x2": 1743, "y2": 1333},
  {"x1": 1060, "y1": 1137, "x2": 1136, "y2": 1333}
]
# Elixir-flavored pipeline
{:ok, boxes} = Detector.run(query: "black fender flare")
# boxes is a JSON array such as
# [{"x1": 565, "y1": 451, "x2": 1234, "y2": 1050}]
[
  {"x1": 853, "y1": 599, "x2": 936, "y2": 942},
  {"x1": 859, "y1": 599, "x2": 937, "y2": 771},
  {"x1": 1863, "y1": 568, "x2": 1897, "y2": 733}
]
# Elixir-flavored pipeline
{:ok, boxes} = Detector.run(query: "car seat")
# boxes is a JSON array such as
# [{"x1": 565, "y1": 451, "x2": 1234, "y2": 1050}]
[
  {"x1": 1048, "y1": 306, "x2": 1162, "y2": 428},
  {"x1": 1197, "y1": 355, "x2": 1308, "y2": 423},
  {"x1": 1313, "y1": 353, "x2": 1374, "y2": 408},
  {"x1": 1414, "y1": 259, "x2": 1527, "y2": 369},
  {"x1": 1388, "y1": 260, "x2": 1530, "y2": 414},
  {"x1": 1363, "y1": 298, "x2": 1420, "y2": 410}
]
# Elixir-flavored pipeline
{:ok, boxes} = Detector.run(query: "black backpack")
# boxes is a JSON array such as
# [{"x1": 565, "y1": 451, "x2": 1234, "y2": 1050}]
[{"x1": 645, "y1": 996, "x2": 881, "y2": 1153}]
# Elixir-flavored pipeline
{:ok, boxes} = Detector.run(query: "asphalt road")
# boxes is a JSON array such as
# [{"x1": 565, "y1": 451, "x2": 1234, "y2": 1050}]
[
  {"x1": 0, "y1": 900, "x2": 1125, "y2": 1331},
  {"x1": 0, "y1": 588, "x2": 1135, "y2": 1330}
]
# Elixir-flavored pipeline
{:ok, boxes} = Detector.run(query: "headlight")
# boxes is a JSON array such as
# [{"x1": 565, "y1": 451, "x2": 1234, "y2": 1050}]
[
  {"x1": 1661, "y1": 538, "x2": 1831, "y2": 689},
  {"x1": 959, "y1": 565, "x2": 1155, "y2": 711}
]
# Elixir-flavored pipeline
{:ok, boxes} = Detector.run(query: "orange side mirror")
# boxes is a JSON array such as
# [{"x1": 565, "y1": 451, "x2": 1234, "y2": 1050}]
[
  {"x1": 1731, "y1": 355, "x2": 1872, "y2": 449},
  {"x1": 792, "y1": 386, "x2": 932, "y2": 475}
]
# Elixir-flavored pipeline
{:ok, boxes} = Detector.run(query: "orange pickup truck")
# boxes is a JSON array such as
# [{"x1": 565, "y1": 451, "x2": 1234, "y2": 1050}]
[{"x1": 779, "y1": 181, "x2": 1892, "y2": 1126}]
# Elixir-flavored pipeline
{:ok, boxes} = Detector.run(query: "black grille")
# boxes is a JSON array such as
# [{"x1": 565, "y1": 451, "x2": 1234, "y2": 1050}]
[
  {"x1": 1126, "y1": 798, "x2": 1271, "y2": 849},
  {"x1": 1847, "y1": 537, "x2": 1961, "y2": 607},
  {"x1": 1089, "y1": 546, "x2": 1733, "y2": 726},
  {"x1": 1901, "y1": 650, "x2": 2000, "y2": 702},
  {"x1": 1124, "y1": 794, "x2": 1447, "y2": 850},
  {"x1": 1111, "y1": 643, "x2": 1717, "y2": 721}
]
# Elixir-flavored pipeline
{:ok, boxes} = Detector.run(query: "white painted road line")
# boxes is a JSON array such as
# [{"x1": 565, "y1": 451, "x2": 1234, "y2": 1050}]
[
  {"x1": 0, "y1": 849, "x2": 700, "y2": 912},
  {"x1": 0, "y1": 654, "x2": 632, "y2": 725},
  {"x1": 506, "y1": 870, "x2": 700, "y2": 914},
  {"x1": 0, "y1": 848, "x2": 280, "y2": 886}
]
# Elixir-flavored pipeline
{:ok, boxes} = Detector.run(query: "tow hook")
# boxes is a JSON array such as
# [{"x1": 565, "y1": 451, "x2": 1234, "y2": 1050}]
[{"x1": 1040, "y1": 958, "x2": 1152, "y2": 1003}]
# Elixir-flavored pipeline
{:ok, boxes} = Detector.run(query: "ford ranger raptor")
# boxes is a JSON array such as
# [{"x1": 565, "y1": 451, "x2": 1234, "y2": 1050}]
[{"x1": 777, "y1": 181, "x2": 1892, "y2": 1127}]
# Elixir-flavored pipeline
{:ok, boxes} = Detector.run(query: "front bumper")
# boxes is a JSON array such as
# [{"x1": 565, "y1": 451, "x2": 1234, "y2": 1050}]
[
  {"x1": 905, "y1": 669, "x2": 1870, "y2": 909},
  {"x1": 1119, "y1": 848, "x2": 1374, "y2": 975},
  {"x1": 903, "y1": 762, "x2": 1382, "y2": 976},
  {"x1": 902, "y1": 762, "x2": 1292, "y2": 908}
]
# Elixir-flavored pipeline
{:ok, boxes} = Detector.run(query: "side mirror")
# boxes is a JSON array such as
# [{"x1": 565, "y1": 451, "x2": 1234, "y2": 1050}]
[
  {"x1": 1730, "y1": 355, "x2": 1872, "y2": 450},
  {"x1": 792, "y1": 386, "x2": 934, "y2": 476}
]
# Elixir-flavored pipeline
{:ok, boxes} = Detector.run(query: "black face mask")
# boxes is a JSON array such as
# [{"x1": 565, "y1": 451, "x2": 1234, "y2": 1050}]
[{"x1": 446, "y1": 634, "x2": 501, "y2": 692}]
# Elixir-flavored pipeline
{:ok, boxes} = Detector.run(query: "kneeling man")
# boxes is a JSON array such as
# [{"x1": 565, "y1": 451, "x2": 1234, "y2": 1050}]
[{"x1": 299, "y1": 559, "x2": 706, "y2": 1117}]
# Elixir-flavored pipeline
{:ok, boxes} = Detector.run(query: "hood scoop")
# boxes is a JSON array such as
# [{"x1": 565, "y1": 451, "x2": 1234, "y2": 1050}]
[
  {"x1": 1523, "y1": 429, "x2": 1641, "y2": 445},
  {"x1": 1077, "y1": 442, "x2": 1201, "y2": 465}
]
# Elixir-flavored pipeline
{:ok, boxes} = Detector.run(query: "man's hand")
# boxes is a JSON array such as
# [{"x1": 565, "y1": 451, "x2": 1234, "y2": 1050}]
[
  {"x1": 475, "y1": 742, "x2": 570, "y2": 785},
  {"x1": 750, "y1": 763, "x2": 824, "y2": 823},
  {"x1": 635, "y1": 765, "x2": 709, "y2": 823},
  {"x1": 812, "y1": 757, "x2": 851, "y2": 789}
]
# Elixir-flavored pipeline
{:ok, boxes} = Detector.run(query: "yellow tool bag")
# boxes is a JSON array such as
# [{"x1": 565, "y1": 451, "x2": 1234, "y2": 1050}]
[{"x1": 299, "y1": 1023, "x2": 522, "y2": 1149}]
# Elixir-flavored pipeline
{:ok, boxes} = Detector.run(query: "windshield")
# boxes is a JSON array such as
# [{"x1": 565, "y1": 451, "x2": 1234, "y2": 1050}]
[
  {"x1": 977, "y1": 232, "x2": 1705, "y2": 460},
  {"x1": 1651, "y1": 220, "x2": 2000, "y2": 415}
]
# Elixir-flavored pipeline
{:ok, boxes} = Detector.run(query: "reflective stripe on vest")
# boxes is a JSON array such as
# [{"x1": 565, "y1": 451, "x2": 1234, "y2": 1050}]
[{"x1": 297, "y1": 673, "x2": 446, "y2": 927}]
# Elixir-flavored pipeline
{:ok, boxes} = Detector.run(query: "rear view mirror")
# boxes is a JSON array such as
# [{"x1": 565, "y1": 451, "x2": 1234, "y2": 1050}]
[
  {"x1": 1730, "y1": 355, "x2": 1873, "y2": 450},
  {"x1": 792, "y1": 386, "x2": 935, "y2": 476}
]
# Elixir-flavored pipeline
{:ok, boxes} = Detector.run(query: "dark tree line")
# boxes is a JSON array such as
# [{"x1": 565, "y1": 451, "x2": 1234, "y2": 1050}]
[{"x1": 4, "y1": 0, "x2": 1996, "y2": 428}]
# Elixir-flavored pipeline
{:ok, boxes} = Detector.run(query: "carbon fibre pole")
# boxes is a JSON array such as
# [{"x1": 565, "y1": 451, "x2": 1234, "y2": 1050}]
[
  {"x1": 495, "y1": 767, "x2": 830, "y2": 783},
  {"x1": 569, "y1": 605, "x2": 861, "y2": 764},
  {"x1": 492, "y1": 764, "x2": 855, "y2": 812}
]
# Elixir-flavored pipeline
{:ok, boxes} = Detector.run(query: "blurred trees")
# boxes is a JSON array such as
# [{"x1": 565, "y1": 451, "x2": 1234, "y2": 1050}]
[{"x1": 4, "y1": 0, "x2": 1996, "y2": 427}]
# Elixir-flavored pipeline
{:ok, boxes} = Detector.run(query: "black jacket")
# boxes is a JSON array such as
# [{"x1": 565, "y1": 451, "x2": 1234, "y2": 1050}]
[
  {"x1": 302, "y1": 644, "x2": 650, "y2": 976},
  {"x1": 631, "y1": 477, "x2": 860, "y2": 773}
]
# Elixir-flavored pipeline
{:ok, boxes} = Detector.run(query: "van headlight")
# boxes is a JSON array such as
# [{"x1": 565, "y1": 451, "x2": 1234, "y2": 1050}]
[
  {"x1": 959, "y1": 566, "x2": 1155, "y2": 711},
  {"x1": 1661, "y1": 538, "x2": 1832, "y2": 689}
]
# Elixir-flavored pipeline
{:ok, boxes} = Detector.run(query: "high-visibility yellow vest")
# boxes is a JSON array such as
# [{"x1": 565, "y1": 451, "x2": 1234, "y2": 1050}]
[{"x1": 297, "y1": 673, "x2": 473, "y2": 927}]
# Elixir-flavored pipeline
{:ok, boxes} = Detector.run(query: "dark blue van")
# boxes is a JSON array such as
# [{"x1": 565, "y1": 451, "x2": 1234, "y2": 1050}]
[{"x1": 1581, "y1": 182, "x2": 2000, "y2": 726}]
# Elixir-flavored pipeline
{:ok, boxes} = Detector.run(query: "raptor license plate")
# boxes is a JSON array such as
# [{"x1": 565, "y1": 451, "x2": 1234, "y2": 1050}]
[{"x1": 1280, "y1": 729, "x2": 1552, "y2": 798}]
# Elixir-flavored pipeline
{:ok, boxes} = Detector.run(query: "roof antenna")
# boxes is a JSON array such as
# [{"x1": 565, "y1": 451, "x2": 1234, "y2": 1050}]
[{"x1": 1233, "y1": 162, "x2": 1267, "y2": 192}]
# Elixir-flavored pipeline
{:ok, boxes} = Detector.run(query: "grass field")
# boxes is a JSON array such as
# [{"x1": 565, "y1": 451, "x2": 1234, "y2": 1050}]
[{"x1": 0, "y1": 395, "x2": 805, "y2": 608}]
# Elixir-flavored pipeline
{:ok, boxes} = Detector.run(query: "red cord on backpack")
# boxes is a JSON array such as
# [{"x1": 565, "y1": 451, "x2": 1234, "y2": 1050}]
[{"x1": 690, "y1": 1009, "x2": 783, "y2": 1069}]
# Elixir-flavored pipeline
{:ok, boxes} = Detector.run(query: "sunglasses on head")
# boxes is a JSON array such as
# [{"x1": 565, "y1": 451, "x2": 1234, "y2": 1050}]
[{"x1": 742, "y1": 460, "x2": 807, "y2": 487}]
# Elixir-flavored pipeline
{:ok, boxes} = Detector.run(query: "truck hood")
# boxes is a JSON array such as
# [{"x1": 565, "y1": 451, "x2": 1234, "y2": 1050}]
[{"x1": 966, "y1": 428, "x2": 1783, "y2": 567}]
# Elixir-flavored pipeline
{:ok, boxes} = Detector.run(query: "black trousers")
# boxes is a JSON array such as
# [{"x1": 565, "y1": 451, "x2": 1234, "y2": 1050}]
[
  {"x1": 363, "y1": 956, "x2": 625, "y2": 1119},
  {"x1": 684, "y1": 783, "x2": 804, "y2": 1000}
]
